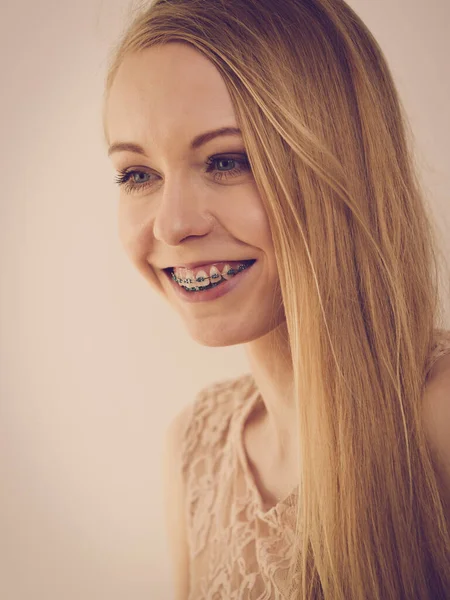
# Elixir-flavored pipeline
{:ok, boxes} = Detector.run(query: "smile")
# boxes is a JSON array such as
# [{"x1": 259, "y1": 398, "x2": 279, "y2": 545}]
[
  {"x1": 164, "y1": 259, "x2": 257, "y2": 303},
  {"x1": 171, "y1": 260, "x2": 255, "y2": 292}
]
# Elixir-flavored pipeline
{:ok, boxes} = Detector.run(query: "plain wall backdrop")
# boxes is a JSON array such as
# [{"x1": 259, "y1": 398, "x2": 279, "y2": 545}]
[{"x1": 1, "y1": 0, "x2": 449, "y2": 598}]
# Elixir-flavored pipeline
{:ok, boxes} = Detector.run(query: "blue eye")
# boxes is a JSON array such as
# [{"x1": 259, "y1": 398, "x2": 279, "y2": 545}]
[
  {"x1": 113, "y1": 170, "x2": 154, "y2": 193},
  {"x1": 204, "y1": 154, "x2": 251, "y2": 181},
  {"x1": 114, "y1": 153, "x2": 251, "y2": 194}
]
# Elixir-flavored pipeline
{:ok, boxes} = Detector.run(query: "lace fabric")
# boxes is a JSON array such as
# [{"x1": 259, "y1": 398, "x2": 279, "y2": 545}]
[{"x1": 180, "y1": 329, "x2": 450, "y2": 599}]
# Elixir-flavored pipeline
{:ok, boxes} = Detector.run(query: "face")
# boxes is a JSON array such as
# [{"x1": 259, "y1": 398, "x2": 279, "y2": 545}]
[{"x1": 105, "y1": 42, "x2": 285, "y2": 347}]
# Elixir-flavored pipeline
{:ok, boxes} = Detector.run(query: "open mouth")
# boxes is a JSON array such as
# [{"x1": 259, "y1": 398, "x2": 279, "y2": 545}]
[{"x1": 164, "y1": 259, "x2": 257, "y2": 293}]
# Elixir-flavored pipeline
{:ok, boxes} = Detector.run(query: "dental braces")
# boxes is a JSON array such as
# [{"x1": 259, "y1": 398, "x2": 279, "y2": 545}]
[{"x1": 171, "y1": 263, "x2": 249, "y2": 291}]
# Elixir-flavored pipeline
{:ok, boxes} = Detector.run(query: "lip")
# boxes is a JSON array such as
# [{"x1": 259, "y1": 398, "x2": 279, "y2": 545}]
[{"x1": 164, "y1": 260, "x2": 257, "y2": 303}]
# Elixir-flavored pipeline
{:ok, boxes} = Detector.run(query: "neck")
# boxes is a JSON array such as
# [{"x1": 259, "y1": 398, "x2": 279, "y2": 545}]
[{"x1": 244, "y1": 320, "x2": 298, "y2": 460}]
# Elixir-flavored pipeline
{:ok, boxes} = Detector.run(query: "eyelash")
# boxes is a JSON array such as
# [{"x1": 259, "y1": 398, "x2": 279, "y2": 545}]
[{"x1": 113, "y1": 154, "x2": 251, "y2": 194}]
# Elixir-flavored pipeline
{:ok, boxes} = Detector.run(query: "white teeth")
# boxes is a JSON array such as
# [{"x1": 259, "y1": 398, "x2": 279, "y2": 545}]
[
  {"x1": 184, "y1": 269, "x2": 196, "y2": 289},
  {"x1": 172, "y1": 262, "x2": 246, "y2": 290},
  {"x1": 209, "y1": 265, "x2": 221, "y2": 281},
  {"x1": 194, "y1": 270, "x2": 209, "y2": 288},
  {"x1": 221, "y1": 264, "x2": 233, "y2": 280}
]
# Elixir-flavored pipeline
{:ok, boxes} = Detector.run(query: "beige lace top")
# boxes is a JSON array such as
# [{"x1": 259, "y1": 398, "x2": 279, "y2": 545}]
[{"x1": 180, "y1": 329, "x2": 450, "y2": 600}]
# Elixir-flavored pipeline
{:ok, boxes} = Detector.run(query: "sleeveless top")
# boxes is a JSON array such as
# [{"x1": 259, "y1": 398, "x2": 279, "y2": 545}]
[{"x1": 180, "y1": 329, "x2": 450, "y2": 599}]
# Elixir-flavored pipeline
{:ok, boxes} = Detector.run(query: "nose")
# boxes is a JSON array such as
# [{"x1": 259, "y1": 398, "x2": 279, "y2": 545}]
[{"x1": 153, "y1": 175, "x2": 213, "y2": 246}]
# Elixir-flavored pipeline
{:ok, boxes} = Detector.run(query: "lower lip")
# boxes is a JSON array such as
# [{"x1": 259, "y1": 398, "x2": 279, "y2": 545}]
[{"x1": 165, "y1": 261, "x2": 257, "y2": 303}]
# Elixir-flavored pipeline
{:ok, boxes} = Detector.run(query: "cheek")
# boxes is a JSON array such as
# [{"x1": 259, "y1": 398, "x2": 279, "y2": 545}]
[
  {"x1": 234, "y1": 198, "x2": 274, "y2": 251},
  {"x1": 117, "y1": 198, "x2": 132, "y2": 246},
  {"x1": 117, "y1": 213, "x2": 136, "y2": 261},
  {"x1": 118, "y1": 201, "x2": 154, "y2": 259}
]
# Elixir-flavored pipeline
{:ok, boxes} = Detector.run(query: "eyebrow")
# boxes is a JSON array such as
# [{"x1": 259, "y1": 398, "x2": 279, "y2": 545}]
[{"x1": 107, "y1": 126, "x2": 242, "y2": 157}]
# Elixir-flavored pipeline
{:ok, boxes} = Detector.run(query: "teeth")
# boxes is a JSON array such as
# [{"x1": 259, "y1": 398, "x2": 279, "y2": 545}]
[
  {"x1": 173, "y1": 264, "x2": 225, "y2": 285},
  {"x1": 171, "y1": 261, "x2": 251, "y2": 290},
  {"x1": 221, "y1": 264, "x2": 234, "y2": 280},
  {"x1": 209, "y1": 265, "x2": 221, "y2": 281},
  {"x1": 194, "y1": 270, "x2": 209, "y2": 288},
  {"x1": 184, "y1": 269, "x2": 196, "y2": 290}
]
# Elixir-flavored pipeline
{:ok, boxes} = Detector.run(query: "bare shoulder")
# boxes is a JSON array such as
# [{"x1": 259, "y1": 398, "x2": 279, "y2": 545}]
[{"x1": 422, "y1": 353, "x2": 450, "y2": 503}]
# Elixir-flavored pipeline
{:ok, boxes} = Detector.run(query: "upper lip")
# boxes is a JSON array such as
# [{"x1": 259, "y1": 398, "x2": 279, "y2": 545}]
[{"x1": 164, "y1": 259, "x2": 255, "y2": 271}]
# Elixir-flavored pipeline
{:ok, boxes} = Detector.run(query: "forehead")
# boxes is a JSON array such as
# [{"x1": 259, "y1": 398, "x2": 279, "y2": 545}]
[{"x1": 105, "y1": 43, "x2": 238, "y2": 152}]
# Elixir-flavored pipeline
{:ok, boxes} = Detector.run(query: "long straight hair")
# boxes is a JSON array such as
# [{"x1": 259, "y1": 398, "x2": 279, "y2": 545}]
[{"x1": 102, "y1": 0, "x2": 450, "y2": 597}]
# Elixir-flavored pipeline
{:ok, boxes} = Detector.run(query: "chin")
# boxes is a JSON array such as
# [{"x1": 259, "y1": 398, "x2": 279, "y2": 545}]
[{"x1": 186, "y1": 320, "x2": 282, "y2": 348}]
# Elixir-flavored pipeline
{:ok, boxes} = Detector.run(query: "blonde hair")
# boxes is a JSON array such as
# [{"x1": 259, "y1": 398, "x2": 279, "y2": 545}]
[{"x1": 102, "y1": 0, "x2": 450, "y2": 597}]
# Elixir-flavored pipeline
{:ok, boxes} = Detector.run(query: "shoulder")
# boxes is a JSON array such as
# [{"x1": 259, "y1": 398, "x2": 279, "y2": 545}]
[
  {"x1": 179, "y1": 373, "x2": 254, "y2": 472},
  {"x1": 422, "y1": 351, "x2": 450, "y2": 505},
  {"x1": 423, "y1": 351, "x2": 450, "y2": 434},
  {"x1": 170, "y1": 373, "x2": 253, "y2": 559}
]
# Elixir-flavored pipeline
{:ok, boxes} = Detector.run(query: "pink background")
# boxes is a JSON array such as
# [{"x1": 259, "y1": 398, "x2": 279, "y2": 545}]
[{"x1": 1, "y1": 0, "x2": 449, "y2": 598}]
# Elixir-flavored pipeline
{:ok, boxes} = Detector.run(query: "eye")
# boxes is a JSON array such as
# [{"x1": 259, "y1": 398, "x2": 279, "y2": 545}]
[
  {"x1": 113, "y1": 170, "x2": 154, "y2": 195},
  {"x1": 113, "y1": 153, "x2": 251, "y2": 195},
  {"x1": 204, "y1": 153, "x2": 251, "y2": 182}
]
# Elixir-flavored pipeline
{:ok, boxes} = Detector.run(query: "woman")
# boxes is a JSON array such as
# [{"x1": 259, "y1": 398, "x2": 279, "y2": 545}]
[{"x1": 102, "y1": 0, "x2": 450, "y2": 597}]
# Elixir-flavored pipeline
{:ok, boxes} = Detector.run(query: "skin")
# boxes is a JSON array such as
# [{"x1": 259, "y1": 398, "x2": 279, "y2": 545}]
[
  {"x1": 422, "y1": 353, "x2": 450, "y2": 513},
  {"x1": 104, "y1": 43, "x2": 300, "y2": 498}
]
